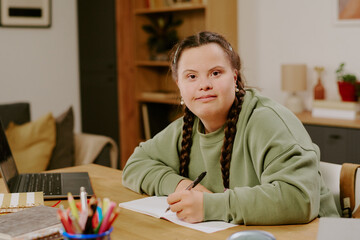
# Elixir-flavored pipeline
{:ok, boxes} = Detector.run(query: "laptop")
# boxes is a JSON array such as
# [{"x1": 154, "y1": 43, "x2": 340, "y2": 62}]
[{"x1": 0, "y1": 120, "x2": 94, "y2": 199}]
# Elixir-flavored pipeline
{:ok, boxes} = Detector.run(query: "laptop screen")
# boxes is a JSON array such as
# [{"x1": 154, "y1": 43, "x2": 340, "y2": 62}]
[{"x1": 0, "y1": 120, "x2": 20, "y2": 192}]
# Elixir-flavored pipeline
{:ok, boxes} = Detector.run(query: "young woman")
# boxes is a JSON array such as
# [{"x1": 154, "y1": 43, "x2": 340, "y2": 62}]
[{"x1": 122, "y1": 31, "x2": 339, "y2": 225}]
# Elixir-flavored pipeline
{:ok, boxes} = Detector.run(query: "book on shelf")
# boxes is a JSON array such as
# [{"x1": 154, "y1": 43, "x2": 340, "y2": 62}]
[
  {"x1": 119, "y1": 196, "x2": 237, "y2": 233},
  {"x1": 0, "y1": 205, "x2": 62, "y2": 239},
  {"x1": 141, "y1": 104, "x2": 151, "y2": 140},
  {"x1": 0, "y1": 192, "x2": 44, "y2": 214},
  {"x1": 312, "y1": 100, "x2": 360, "y2": 120}
]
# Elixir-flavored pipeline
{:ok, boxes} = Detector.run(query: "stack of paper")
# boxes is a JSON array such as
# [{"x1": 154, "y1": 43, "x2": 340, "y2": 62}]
[{"x1": 312, "y1": 100, "x2": 360, "y2": 120}]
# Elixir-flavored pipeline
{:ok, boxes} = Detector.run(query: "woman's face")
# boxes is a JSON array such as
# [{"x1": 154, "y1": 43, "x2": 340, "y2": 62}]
[{"x1": 176, "y1": 43, "x2": 237, "y2": 132}]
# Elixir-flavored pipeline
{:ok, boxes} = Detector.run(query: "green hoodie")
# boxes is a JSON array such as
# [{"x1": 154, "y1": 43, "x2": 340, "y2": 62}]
[{"x1": 122, "y1": 89, "x2": 339, "y2": 225}]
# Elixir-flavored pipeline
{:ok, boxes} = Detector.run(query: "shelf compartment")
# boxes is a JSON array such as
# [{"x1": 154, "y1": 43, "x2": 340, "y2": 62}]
[
  {"x1": 135, "y1": 60, "x2": 170, "y2": 67},
  {"x1": 134, "y1": 5, "x2": 205, "y2": 14}
]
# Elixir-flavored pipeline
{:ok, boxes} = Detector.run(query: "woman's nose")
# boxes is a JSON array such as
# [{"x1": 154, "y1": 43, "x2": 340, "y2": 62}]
[{"x1": 199, "y1": 77, "x2": 213, "y2": 91}]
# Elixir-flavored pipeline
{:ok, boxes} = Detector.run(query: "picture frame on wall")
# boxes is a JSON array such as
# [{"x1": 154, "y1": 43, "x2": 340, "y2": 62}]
[
  {"x1": 0, "y1": 0, "x2": 51, "y2": 28},
  {"x1": 335, "y1": 0, "x2": 360, "y2": 25}
]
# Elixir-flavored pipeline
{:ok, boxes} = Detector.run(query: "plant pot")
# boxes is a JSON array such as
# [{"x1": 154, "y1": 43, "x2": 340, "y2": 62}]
[
  {"x1": 149, "y1": 51, "x2": 169, "y2": 61},
  {"x1": 337, "y1": 81, "x2": 357, "y2": 101}
]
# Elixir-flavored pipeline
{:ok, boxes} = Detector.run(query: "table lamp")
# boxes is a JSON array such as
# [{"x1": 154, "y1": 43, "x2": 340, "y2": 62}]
[{"x1": 281, "y1": 64, "x2": 307, "y2": 113}]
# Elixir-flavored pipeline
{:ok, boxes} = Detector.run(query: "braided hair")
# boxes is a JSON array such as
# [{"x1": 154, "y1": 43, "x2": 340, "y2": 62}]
[{"x1": 170, "y1": 31, "x2": 246, "y2": 189}]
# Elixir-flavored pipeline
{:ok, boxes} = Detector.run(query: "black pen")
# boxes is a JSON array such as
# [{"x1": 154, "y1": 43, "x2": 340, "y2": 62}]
[{"x1": 165, "y1": 171, "x2": 207, "y2": 212}]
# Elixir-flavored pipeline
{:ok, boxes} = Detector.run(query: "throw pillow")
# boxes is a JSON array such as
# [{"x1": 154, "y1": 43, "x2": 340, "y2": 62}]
[
  {"x1": 47, "y1": 106, "x2": 75, "y2": 170},
  {"x1": 5, "y1": 113, "x2": 56, "y2": 173}
]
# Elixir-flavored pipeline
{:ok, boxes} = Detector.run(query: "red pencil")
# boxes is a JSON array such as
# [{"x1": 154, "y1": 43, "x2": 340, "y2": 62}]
[
  {"x1": 57, "y1": 208, "x2": 74, "y2": 234},
  {"x1": 98, "y1": 201, "x2": 116, "y2": 234},
  {"x1": 105, "y1": 207, "x2": 120, "y2": 230}
]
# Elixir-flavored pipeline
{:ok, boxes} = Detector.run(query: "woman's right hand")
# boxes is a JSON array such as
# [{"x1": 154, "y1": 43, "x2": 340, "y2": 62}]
[{"x1": 175, "y1": 179, "x2": 212, "y2": 193}]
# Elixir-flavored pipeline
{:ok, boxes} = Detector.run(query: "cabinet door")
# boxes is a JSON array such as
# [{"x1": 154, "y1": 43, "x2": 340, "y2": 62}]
[
  {"x1": 305, "y1": 125, "x2": 347, "y2": 164},
  {"x1": 304, "y1": 125, "x2": 324, "y2": 152},
  {"x1": 321, "y1": 127, "x2": 348, "y2": 164},
  {"x1": 347, "y1": 128, "x2": 360, "y2": 164}
]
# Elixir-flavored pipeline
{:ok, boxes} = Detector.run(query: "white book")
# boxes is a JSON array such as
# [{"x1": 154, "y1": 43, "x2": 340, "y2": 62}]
[
  {"x1": 312, "y1": 108, "x2": 360, "y2": 120},
  {"x1": 313, "y1": 100, "x2": 360, "y2": 111},
  {"x1": 317, "y1": 217, "x2": 360, "y2": 240},
  {"x1": 119, "y1": 196, "x2": 237, "y2": 233}
]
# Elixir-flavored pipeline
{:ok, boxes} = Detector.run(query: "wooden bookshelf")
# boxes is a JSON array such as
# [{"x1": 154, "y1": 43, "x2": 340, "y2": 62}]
[{"x1": 116, "y1": 0, "x2": 238, "y2": 167}]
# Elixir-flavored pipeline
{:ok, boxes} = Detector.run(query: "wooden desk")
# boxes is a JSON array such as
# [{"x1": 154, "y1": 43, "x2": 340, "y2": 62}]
[{"x1": 0, "y1": 164, "x2": 319, "y2": 239}]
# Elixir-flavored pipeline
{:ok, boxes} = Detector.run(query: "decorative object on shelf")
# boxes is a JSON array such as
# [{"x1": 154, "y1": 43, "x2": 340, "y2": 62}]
[
  {"x1": 142, "y1": 14, "x2": 183, "y2": 61},
  {"x1": 335, "y1": 62, "x2": 359, "y2": 102},
  {"x1": 314, "y1": 66, "x2": 325, "y2": 100},
  {"x1": 281, "y1": 64, "x2": 307, "y2": 113}
]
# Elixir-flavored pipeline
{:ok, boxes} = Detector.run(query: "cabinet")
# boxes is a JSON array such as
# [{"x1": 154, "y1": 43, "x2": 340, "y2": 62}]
[
  {"x1": 304, "y1": 124, "x2": 360, "y2": 164},
  {"x1": 132, "y1": 0, "x2": 238, "y2": 139},
  {"x1": 297, "y1": 112, "x2": 360, "y2": 164}
]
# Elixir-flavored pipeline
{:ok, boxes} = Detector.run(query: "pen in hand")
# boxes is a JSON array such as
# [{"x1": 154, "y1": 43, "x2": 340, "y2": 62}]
[{"x1": 165, "y1": 171, "x2": 207, "y2": 212}]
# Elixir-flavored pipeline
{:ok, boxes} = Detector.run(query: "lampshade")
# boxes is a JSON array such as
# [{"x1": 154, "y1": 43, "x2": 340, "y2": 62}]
[{"x1": 281, "y1": 64, "x2": 307, "y2": 92}]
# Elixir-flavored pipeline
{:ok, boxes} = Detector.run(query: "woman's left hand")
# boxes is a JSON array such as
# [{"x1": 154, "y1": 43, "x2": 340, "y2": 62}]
[{"x1": 167, "y1": 189, "x2": 204, "y2": 223}]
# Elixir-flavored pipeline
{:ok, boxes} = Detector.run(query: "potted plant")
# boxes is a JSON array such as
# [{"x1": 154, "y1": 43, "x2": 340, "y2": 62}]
[
  {"x1": 336, "y1": 62, "x2": 359, "y2": 101},
  {"x1": 142, "y1": 15, "x2": 183, "y2": 61}
]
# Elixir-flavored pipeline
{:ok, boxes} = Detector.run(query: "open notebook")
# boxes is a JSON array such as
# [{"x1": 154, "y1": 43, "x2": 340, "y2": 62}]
[{"x1": 119, "y1": 196, "x2": 236, "y2": 233}]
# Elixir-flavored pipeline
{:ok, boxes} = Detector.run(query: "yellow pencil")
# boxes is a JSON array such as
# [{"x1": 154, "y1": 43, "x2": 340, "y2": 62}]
[{"x1": 68, "y1": 192, "x2": 79, "y2": 221}]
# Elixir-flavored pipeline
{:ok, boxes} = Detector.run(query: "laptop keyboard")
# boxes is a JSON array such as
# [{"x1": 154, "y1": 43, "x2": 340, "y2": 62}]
[{"x1": 23, "y1": 173, "x2": 62, "y2": 195}]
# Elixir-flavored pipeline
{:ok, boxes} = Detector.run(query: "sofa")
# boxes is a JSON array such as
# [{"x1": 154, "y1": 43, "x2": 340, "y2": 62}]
[{"x1": 0, "y1": 102, "x2": 118, "y2": 173}]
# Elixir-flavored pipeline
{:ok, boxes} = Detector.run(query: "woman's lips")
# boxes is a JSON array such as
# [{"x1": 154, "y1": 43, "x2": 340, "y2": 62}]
[{"x1": 195, "y1": 95, "x2": 217, "y2": 102}]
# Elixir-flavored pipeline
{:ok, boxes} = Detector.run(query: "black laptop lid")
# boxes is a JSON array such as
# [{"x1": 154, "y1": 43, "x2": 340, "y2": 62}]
[{"x1": 0, "y1": 120, "x2": 20, "y2": 192}]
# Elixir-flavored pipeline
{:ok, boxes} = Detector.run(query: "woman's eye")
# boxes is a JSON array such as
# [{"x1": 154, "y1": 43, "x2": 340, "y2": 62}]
[
  {"x1": 188, "y1": 74, "x2": 196, "y2": 80},
  {"x1": 211, "y1": 71, "x2": 221, "y2": 77}
]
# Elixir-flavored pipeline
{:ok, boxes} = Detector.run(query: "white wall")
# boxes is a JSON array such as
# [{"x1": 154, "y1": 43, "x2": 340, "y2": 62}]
[
  {"x1": 238, "y1": 0, "x2": 360, "y2": 110},
  {"x1": 0, "y1": 0, "x2": 81, "y2": 132},
  {"x1": 1, "y1": 0, "x2": 359, "y2": 131}
]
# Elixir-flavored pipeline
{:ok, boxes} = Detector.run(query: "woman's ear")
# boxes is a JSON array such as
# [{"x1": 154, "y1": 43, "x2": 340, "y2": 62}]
[{"x1": 233, "y1": 70, "x2": 238, "y2": 84}]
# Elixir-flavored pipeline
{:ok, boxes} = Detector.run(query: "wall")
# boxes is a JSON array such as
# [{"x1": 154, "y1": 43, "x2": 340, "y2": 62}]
[
  {"x1": 0, "y1": 0, "x2": 81, "y2": 131},
  {"x1": 238, "y1": 0, "x2": 360, "y2": 110},
  {"x1": 1, "y1": 0, "x2": 359, "y2": 132}
]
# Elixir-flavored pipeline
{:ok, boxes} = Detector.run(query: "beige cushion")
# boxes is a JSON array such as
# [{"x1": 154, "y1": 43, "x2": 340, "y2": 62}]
[{"x1": 5, "y1": 113, "x2": 56, "y2": 173}]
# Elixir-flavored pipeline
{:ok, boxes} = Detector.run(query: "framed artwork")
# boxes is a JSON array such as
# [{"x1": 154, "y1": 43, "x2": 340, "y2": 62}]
[
  {"x1": 335, "y1": 0, "x2": 360, "y2": 25},
  {"x1": 0, "y1": 0, "x2": 51, "y2": 28}
]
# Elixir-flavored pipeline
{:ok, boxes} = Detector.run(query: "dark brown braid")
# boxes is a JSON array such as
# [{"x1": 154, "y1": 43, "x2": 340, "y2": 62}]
[
  {"x1": 220, "y1": 78, "x2": 245, "y2": 189},
  {"x1": 179, "y1": 107, "x2": 195, "y2": 178},
  {"x1": 170, "y1": 31, "x2": 246, "y2": 188}
]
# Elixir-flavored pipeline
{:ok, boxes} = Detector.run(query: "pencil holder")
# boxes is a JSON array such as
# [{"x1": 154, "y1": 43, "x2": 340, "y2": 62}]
[{"x1": 60, "y1": 227, "x2": 113, "y2": 240}]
